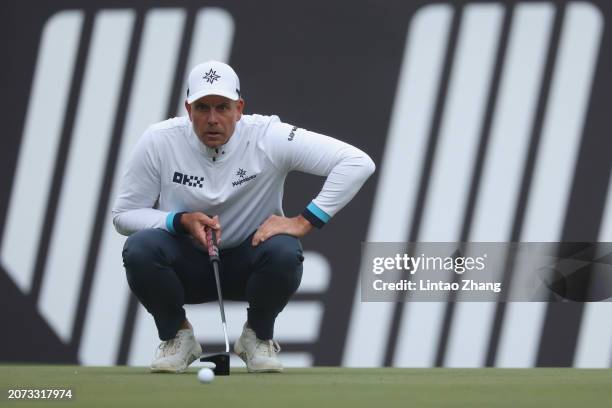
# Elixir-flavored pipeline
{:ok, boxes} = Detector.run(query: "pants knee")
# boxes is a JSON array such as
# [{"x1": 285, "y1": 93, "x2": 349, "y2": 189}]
[
  {"x1": 258, "y1": 235, "x2": 304, "y2": 292},
  {"x1": 123, "y1": 229, "x2": 168, "y2": 277}
]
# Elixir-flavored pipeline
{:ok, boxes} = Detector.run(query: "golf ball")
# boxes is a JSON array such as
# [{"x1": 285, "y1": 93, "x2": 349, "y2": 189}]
[{"x1": 197, "y1": 368, "x2": 215, "y2": 383}]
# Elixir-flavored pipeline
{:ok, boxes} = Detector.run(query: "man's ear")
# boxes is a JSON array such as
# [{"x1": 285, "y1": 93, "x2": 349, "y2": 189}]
[
  {"x1": 185, "y1": 100, "x2": 192, "y2": 120},
  {"x1": 236, "y1": 98, "x2": 245, "y2": 119}
]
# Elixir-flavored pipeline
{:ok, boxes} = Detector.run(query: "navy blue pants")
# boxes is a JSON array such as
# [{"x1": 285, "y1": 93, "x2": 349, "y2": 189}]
[{"x1": 122, "y1": 229, "x2": 304, "y2": 341}]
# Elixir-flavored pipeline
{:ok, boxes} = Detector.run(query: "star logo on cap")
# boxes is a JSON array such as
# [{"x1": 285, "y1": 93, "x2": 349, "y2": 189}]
[{"x1": 203, "y1": 69, "x2": 221, "y2": 84}]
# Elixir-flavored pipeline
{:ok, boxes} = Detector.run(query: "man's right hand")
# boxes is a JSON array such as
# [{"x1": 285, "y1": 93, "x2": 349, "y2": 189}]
[{"x1": 180, "y1": 212, "x2": 221, "y2": 248}]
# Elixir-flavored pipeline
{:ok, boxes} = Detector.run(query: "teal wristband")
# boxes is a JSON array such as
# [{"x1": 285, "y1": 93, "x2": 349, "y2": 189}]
[{"x1": 166, "y1": 212, "x2": 177, "y2": 233}]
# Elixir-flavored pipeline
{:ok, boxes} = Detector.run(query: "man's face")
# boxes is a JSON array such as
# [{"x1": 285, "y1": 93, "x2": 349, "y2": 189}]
[{"x1": 185, "y1": 95, "x2": 244, "y2": 148}]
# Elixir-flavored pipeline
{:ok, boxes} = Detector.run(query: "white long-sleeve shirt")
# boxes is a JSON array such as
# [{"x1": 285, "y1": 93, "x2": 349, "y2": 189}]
[{"x1": 112, "y1": 114, "x2": 375, "y2": 249}]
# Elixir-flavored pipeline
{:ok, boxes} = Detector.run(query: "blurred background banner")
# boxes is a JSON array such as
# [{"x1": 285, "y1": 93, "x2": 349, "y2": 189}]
[{"x1": 1, "y1": 0, "x2": 611, "y2": 368}]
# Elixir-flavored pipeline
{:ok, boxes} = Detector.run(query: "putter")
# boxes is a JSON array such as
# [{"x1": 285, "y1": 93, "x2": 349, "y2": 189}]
[{"x1": 199, "y1": 227, "x2": 231, "y2": 375}]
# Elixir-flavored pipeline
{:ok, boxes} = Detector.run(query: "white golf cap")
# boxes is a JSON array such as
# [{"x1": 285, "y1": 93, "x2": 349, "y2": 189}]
[{"x1": 186, "y1": 61, "x2": 241, "y2": 103}]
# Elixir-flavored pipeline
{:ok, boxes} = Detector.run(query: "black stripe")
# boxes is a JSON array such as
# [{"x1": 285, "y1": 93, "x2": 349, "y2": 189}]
[
  {"x1": 70, "y1": 9, "x2": 144, "y2": 354},
  {"x1": 116, "y1": 293, "x2": 139, "y2": 365},
  {"x1": 116, "y1": 8, "x2": 197, "y2": 365},
  {"x1": 537, "y1": 304, "x2": 584, "y2": 366},
  {"x1": 434, "y1": 4, "x2": 513, "y2": 368},
  {"x1": 383, "y1": 5, "x2": 463, "y2": 367},
  {"x1": 485, "y1": 3, "x2": 565, "y2": 367},
  {"x1": 165, "y1": 7, "x2": 196, "y2": 118},
  {"x1": 0, "y1": 8, "x2": 42, "y2": 243},
  {"x1": 537, "y1": 1, "x2": 609, "y2": 366},
  {"x1": 29, "y1": 12, "x2": 94, "y2": 303}
]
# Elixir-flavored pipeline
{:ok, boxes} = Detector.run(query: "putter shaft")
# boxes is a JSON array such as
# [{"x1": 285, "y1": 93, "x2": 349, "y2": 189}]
[
  {"x1": 207, "y1": 228, "x2": 230, "y2": 354},
  {"x1": 212, "y1": 261, "x2": 230, "y2": 353}
]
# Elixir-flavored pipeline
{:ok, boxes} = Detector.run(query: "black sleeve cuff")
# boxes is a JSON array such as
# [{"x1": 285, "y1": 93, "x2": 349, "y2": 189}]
[
  {"x1": 302, "y1": 208, "x2": 325, "y2": 229},
  {"x1": 173, "y1": 212, "x2": 189, "y2": 234}
]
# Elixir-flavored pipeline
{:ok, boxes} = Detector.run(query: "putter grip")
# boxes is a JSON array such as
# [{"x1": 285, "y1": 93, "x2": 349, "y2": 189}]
[{"x1": 206, "y1": 227, "x2": 220, "y2": 262}]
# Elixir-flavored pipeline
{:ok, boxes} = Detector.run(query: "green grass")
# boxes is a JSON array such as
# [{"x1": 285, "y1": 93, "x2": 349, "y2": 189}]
[{"x1": 1, "y1": 365, "x2": 611, "y2": 407}]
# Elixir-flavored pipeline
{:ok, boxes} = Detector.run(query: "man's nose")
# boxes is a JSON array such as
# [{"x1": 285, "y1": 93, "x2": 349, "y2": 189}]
[{"x1": 208, "y1": 109, "x2": 219, "y2": 124}]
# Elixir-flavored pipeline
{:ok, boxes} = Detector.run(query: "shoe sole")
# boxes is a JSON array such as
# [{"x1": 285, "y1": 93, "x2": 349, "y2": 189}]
[{"x1": 150, "y1": 366, "x2": 187, "y2": 374}]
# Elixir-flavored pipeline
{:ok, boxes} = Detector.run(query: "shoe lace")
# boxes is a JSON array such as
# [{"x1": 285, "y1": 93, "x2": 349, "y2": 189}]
[
  {"x1": 158, "y1": 336, "x2": 183, "y2": 356},
  {"x1": 255, "y1": 339, "x2": 281, "y2": 357}
]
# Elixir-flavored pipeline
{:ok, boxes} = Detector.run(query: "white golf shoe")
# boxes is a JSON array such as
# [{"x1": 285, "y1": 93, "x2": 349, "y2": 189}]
[
  {"x1": 234, "y1": 323, "x2": 283, "y2": 373},
  {"x1": 150, "y1": 328, "x2": 202, "y2": 373}
]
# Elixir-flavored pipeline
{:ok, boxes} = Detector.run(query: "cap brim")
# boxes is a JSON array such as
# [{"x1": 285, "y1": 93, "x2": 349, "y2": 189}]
[{"x1": 186, "y1": 89, "x2": 240, "y2": 104}]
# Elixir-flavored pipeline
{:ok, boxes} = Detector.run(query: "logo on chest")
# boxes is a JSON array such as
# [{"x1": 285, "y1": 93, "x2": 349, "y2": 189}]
[
  {"x1": 231, "y1": 168, "x2": 257, "y2": 187},
  {"x1": 288, "y1": 126, "x2": 297, "y2": 141},
  {"x1": 173, "y1": 171, "x2": 204, "y2": 188}
]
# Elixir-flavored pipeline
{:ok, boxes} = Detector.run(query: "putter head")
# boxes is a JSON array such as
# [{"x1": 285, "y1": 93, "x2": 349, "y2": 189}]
[{"x1": 200, "y1": 353, "x2": 230, "y2": 375}]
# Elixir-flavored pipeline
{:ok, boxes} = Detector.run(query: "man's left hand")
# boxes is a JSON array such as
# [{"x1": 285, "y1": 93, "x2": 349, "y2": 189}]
[{"x1": 252, "y1": 214, "x2": 313, "y2": 246}]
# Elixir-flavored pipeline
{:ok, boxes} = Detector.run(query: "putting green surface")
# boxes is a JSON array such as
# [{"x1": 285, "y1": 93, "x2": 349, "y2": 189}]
[{"x1": 1, "y1": 365, "x2": 611, "y2": 408}]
